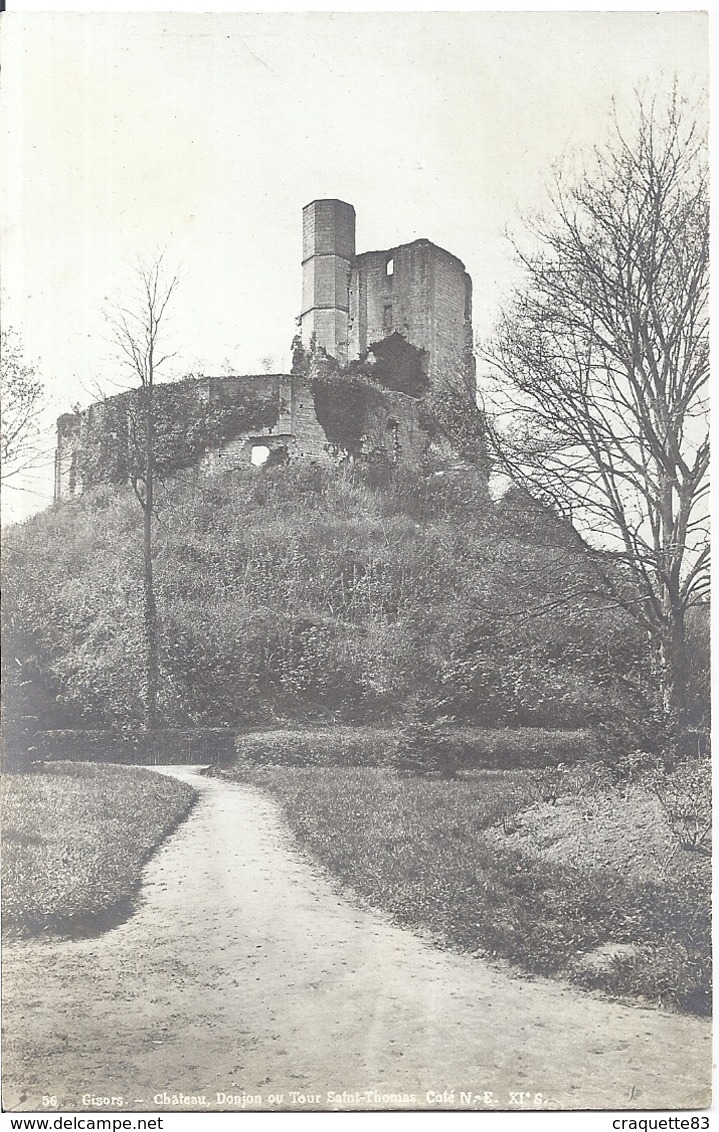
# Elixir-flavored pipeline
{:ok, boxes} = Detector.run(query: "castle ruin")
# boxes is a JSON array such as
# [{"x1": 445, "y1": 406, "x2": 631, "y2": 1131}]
[
  {"x1": 300, "y1": 199, "x2": 473, "y2": 375},
  {"x1": 55, "y1": 200, "x2": 476, "y2": 502}
]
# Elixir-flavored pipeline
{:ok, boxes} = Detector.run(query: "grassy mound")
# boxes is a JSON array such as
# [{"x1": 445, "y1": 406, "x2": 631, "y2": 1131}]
[
  {"x1": 227, "y1": 761, "x2": 710, "y2": 1016},
  {"x1": 2, "y1": 762, "x2": 196, "y2": 938},
  {"x1": 2, "y1": 463, "x2": 660, "y2": 734}
]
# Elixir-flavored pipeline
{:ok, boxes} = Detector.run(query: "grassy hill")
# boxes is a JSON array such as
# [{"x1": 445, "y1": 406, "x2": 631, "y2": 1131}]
[{"x1": 3, "y1": 459, "x2": 658, "y2": 737}]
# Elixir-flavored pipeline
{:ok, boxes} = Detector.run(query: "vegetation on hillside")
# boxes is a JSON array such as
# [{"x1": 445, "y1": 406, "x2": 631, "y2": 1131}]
[
  {"x1": 4, "y1": 459, "x2": 698, "y2": 744},
  {"x1": 1, "y1": 762, "x2": 196, "y2": 938},
  {"x1": 0, "y1": 87, "x2": 707, "y2": 1028}
]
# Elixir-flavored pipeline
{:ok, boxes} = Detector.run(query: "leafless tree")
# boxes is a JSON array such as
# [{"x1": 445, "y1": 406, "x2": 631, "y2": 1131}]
[
  {"x1": 0, "y1": 329, "x2": 47, "y2": 483},
  {"x1": 107, "y1": 254, "x2": 181, "y2": 729},
  {"x1": 483, "y1": 88, "x2": 708, "y2": 734}
]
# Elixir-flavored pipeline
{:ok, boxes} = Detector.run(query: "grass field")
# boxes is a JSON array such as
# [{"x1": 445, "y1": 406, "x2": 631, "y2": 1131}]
[
  {"x1": 228, "y1": 762, "x2": 710, "y2": 1016},
  {"x1": 2, "y1": 762, "x2": 196, "y2": 938}
]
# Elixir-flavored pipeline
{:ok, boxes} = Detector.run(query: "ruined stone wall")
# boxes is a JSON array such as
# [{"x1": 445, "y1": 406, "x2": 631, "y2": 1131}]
[
  {"x1": 428, "y1": 245, "x2": 474, "y2": 379},
  {"x1": 195, "y1": 375, "x2": 295, "y2": 474},
  {"x1": 54, "y1": 370, "x2": 428, "y2": 502},
  {"x1": 360, "y1": 388, "x2": 423, "y2": 466},
  {"x1": 54, "y1": 203, "x2": 477, "y2": 500},
  {"x1": 300, "y1": 201, "x2": 473, "y2": 385},
  {"x1": 348, "y1": 239, "x2": 473, "y2": 384},
  {"x1": 54, "y1": 413, "x2": 84, "y2": 501},
  {"x1": 54, "y1": 375, "x2": 292, "y2": 501},
  {"x1": 288, "y1": 378, "x2": 335, "y2": 463}
]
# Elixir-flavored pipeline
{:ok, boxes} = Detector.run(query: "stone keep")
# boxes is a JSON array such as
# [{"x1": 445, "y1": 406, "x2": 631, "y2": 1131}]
[
  {"x1": 55, "y1": 200, "x2": 477, "y2": 501},
  {"x1": 301, "y1": 200, "x2": 356, "y2": 366},
  {"x1": 301, "y1": 199, "x2": 474, "y2": 380}
]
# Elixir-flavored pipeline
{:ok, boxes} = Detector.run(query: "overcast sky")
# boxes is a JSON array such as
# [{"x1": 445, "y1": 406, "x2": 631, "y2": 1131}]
[{"x1": 1, "y1": 8, "x2": 709, "y2": 522}]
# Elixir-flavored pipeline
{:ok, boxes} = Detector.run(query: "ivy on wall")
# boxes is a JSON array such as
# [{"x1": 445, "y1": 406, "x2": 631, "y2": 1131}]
[
  {"x1": 311, "y1": 333, "x2": 428, "y2": 458},
  {"x1": 357, "y1": 332, "x2": 429, "y2": 397},
  {"x1": 295, "y1": 330, "x2": 427, "y2": 396},
  {"x1": 418, "y1": 380, "x2": 489, "y2": 472},
  {"x1": 312, "y1": 372, "x2": 383, "y2": 457},
  {"x1": 79, "y1": 379, "x2": 279, "y2": 488}
]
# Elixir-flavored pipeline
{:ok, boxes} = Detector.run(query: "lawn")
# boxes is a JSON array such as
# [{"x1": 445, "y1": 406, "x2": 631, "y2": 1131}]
[
  {"x1": 2, "y1": 762, "x2": 196, "y2": 938},
  {"x1": 227, "y1": 761, "x2": 711, "y2": 1016}
]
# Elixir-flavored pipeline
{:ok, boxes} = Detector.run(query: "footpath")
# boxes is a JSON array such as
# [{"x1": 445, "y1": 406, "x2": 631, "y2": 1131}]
[{"x1": 2, "y1": 768, "x2": 710, "y2": 1112}]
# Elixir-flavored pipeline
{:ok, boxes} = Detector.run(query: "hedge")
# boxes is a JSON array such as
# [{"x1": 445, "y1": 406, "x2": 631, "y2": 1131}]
[{"x1": 3, "y1": 727, "x2": 236, "y2": 770}]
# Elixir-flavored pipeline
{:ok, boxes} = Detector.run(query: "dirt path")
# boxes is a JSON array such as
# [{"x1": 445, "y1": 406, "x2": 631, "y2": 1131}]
[{"x1": 2, "y1": 768, "x2": 711, "y2": 1113}]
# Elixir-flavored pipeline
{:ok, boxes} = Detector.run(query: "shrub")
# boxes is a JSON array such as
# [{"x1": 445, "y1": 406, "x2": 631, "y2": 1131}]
[
  {"x1": 530, "y1": 764, "x2": 565, "y2": 805},
  {"x1": 650, "y1": 758, "x2": 711, "y2": 854},
  {"x1": 28, "y1": 728, "x2": 235, "y2": 766},
  {"x1": 391, "y1": 718, "x2": 460, "y2": 779},
  {"x1": 604, "y1": 749, "x2": 666, "y2": 783},
  {"x1": 452, "y1": 726, "x2": 597, "y2": 770},
  {"x1": 234, "y1": 726, "x2": 392, "y2": 768},
  {"x1": 595, "y1": 708, "x2": 679, "y2": 761}
]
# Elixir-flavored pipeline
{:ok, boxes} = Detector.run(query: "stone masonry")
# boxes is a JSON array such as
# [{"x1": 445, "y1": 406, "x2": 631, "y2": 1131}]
[
  {"x1": 301, "y1": 199, "x2": 474, "y2": 379},
  {"x1": 55, "y1": 201, "x2": 475, "y2": 501}
]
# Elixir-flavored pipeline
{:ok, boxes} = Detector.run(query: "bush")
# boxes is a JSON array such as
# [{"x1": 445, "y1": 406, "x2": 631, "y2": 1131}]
[
  {"x1": 650, "y1": 758, "x2": 711, "y2": 854},
  {"x1": 232, "y1": 725, "x2": 599, "y2": 777},
  {"x1": 452, "y1": 726, "x2": 597, "y2": 770},
  {"x1": 595, "y1": 708, "x2": 687, "y2": 761},
  {"x1": 234, "y1": 726, "x2": 393, "y2": 768},
  {"x1": 391, "y1": 718, "x2": 460, "y2": 779},
  {"x1": 16, "y1": 728, "x2": 236, "y2": 766}
]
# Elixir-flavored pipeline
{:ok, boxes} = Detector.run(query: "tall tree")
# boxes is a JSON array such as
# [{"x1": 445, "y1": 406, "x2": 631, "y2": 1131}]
[
  {"x1": 484, "y1": 89, "x2": 708, "y2": 740},
  {"x1": 0, "y1": 329, "x2": 47, "y2": 483},
  {"x1": 107, "y1": 254, "x2": 181, "y2": 729}
]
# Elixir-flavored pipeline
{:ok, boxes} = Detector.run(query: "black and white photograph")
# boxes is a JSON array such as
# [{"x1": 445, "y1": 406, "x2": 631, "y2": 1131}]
[{"x1": 0, "y1": 6, "x2": 711, "y2": 1120}]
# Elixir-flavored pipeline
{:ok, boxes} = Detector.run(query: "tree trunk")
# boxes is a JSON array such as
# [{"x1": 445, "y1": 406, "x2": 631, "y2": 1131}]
[
  {"x1": 657, "y1": 606, "x2": 689, "y2": 757},
  {"x1": 143, "y1": 385, "x2": 159, "y2": 730}
]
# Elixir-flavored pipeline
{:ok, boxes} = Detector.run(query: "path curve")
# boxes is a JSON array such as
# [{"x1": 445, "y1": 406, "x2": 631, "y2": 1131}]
[{"x1": 2, "y1": 767, "x2": 711, "y2": 1112}]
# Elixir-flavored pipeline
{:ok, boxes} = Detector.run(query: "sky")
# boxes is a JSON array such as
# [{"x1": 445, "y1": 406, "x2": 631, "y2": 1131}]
[{"x1": 0, "y1": 6, "x2": 710, "y2": 523}]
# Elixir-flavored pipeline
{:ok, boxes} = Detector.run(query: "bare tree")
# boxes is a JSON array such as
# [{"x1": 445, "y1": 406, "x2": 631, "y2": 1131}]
[
  {"x1": 0, "y1": 329, "x2": 47, "y2": 483},
  {"x1": 483, "y1": 88, "x2": 708, "y2": 737},
  {"x1": 107, "y1": 254, "x2": 181, "y2": 729}
]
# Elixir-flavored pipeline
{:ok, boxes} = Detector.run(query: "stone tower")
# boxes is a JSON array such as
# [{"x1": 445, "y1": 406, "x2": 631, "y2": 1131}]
[{"x1": 300, "y1": 199, "x2": 356, "y2": 365}]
